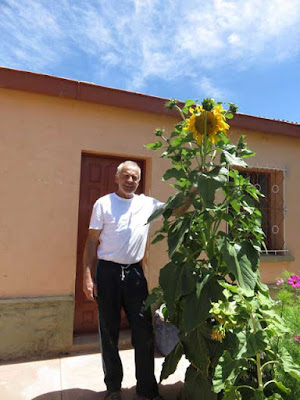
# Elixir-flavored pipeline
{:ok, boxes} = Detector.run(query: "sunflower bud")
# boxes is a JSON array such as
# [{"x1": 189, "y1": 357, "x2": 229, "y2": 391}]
[
  {"x1": 155, "y1": 128, "x2": 164, "y2": 137},
  {"x1": 201, "y1": 98, "x2": 214, "y2": 111},
  {"x1": 211, "y1": 327, "x2": 225, "y2": 342},
  {"x1": 229, "y1": 103, "x2": 238, "y2": 113},
  {"x1": 165, "y1": 99, "x2": 179, "y2": 110}
]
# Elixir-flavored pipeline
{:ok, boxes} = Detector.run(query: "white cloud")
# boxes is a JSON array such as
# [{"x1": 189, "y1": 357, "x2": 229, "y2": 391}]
[
  {"x1": 177, "y1": 0, "x2": 300, "y2": 65},
  {"x1": 199, "y1": 77, "x2": 225, "y2": 100},
  {"x1": 0, "y1": 0, "x2": 62, "y2": 70},
  {"x1": 0, "y1": 0, "x2": 299, "y2": 94}
]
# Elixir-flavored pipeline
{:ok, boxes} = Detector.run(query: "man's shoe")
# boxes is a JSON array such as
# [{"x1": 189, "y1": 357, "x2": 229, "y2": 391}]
[
  {"x1": 104, "y1": 390, "x2": 122, "y2": 400},
  {"x1": 135, "y1": 395, "x2": 164, "y2": 400}
]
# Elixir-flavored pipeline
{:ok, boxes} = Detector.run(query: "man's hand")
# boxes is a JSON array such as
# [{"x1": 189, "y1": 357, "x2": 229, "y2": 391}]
[
  {"x1": 82, "y1": 229, "x2": 101, "y2": 301},
  {"x1": 83, "y1": 276, "x2": 95, "y2": 302},
  {"x1": 173, "y1": 185, "x2": 197, "y2": 216}
]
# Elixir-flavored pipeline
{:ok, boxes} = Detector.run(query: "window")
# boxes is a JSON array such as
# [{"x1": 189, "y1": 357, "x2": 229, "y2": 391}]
[{"x1": 237, "y1": 167, "x2": 286, "y2": 254}]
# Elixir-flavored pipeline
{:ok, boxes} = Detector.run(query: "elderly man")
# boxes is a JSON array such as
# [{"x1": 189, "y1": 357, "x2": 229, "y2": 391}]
[{"x1": 83, "y1": 160, "x2": 165, "y2": 400}]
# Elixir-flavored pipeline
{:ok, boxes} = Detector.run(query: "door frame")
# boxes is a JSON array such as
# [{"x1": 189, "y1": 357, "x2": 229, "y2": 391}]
[{"x1": 73, "y1": 152, "x2": 147, "y2": 334}]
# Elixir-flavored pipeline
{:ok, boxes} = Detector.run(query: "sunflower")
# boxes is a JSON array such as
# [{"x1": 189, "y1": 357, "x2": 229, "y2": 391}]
[
  {"x1": 211, "y1": 327, "x2": 225, "y2": 342},
  {"x1": 184, "y1": 104, "x2": 230, "y2": 144}
]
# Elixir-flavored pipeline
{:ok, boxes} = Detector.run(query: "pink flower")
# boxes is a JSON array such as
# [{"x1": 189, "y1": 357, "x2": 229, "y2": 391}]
[
  {"x1": 287, "y1": 274, "x2": 300, "y2": 288},
  {"x1": 276, "y1": 279, "x2": 284, "y2": 286},
  {"x1": 293, "y1": 335, "x2": 300, "y2": 344}
]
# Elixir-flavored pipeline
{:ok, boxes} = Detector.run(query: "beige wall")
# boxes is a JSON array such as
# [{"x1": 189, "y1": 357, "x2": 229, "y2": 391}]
[
  {"x1": 0, "y1": 87, "x2": 299, "y2": 358},
  {"x1": 230, "y1": 127, "x2": 300, "y2": 282},
  {"x1": 1, "y1": 88, "x2": 299, "y2": 294},
  {"x1": 0, "y1": 88, "x2": 175, "y2": 299}
]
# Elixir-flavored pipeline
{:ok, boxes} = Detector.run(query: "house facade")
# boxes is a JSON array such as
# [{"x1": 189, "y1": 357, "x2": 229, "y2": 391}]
[{"x1": 0, "y1": 67, "x2": 299, "y2": 361}]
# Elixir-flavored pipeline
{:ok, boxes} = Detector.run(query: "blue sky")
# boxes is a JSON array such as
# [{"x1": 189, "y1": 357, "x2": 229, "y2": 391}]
[{"x1": 0, "y1": 0, "x2": 299, "y2": 122}]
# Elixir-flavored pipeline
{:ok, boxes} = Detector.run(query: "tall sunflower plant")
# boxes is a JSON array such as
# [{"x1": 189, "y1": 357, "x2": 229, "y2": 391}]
[{"x1": 145, "y1": 99, "x2": 300, "y2": 400}]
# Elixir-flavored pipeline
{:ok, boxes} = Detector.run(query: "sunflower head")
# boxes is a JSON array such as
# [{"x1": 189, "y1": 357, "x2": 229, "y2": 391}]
[{"x1": 184, "y1": 103, "x2": 230, "y2": 144}]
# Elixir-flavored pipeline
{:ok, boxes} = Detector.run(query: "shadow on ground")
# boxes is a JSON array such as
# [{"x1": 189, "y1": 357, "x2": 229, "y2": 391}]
[
  {"x1": 31, "y1": 382, "x2": 183, "y2": 400},
  {"x1": 31, "y1": 388, "x2": 134, "y2": 400}
]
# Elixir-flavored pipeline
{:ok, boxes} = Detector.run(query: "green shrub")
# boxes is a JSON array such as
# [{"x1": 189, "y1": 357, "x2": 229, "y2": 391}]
[
  {"x1": 273, "y1": 271, "x2": 300, "y2": 399},
  {"x1": 146, "y1": 99, "x2": 300, "y2": 399}
]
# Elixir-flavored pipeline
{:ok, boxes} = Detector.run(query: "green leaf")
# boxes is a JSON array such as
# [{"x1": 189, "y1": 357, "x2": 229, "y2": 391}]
[
  {"x1": 216, "y1": 131, "x2": 231, "y2": 147},
  {"x1": 267, "y1": 393, "x2": 284, "y2": 399},
  {"x1": 163, "y1": 168, "x2": 186, "y2": 181},
  {"x1": 222, "y1": 150, "x2": 247, "y2": 167},
  {"x1": 181, "y1": 365, "x2": 217, "y2": 400},
  {"x1": 230, "y1": 199, "x2": 241, "y2": 213},
  {"x1": 145, "y1": 287, "x2": 163, "y2": 309},
  {"x1": 159, "y1": 261, "x2": 196, "y2": 314},
  {"x1": 160, "y1": 341, "x2": 184, "y2": 382},
  {"x1": 182, "y1": 99, "x2": 196, "y2": 114},
  {"x1": 170, "y1": 136, "x2": 185, "y2": 146},
  {"x1": 218, "y1": 281, "x2": 254, "y2": 297},
  {"x1": 237, "y1": 136, "x2": 256, "y2": 158},
  {"x1": 279, "y1": 347, "x2": 300, "y2": 380},
  {"x1": 213, "y1": 351, "x2": 243, "y2": 392},
  {"x1": 249, "y1": 392, "x2": 265, "y2": 400},
  {"x1": 222, "y1": 387, "x2": 243, "y2": 400},
  {"x1": 147, "y1": 205, "x2": 166, "y2": 223},
  {"x1": 239, "y1": 247, "x2": 257, "y2": 289},
  {"x1": 256, "y1": 279, "x2": 269, "y2": 295},
  {"x1": 147, "y1": 192, "x2": 185, "y2": 223},
  {"x1": 180, "y1": 327, "x2": 211, "y2": 375},
  {"x1": 270, "y1": 380, "x2": 291, "y2": 395},
  {"x1": 196, "y1": 173, "x2": 223, "y2": 208},
  {"x1": 239, "y1": 240, "x2": 260, "y2": 272},
  {"x1": 237, "y1": 135, "x2": 246, "y2": 149},
  {"x1": 151, "y1": 234, "x2": 165, "y2": 244},
  {"x1": 223, "y1": 332, "x2": 241, "y2": 359},
  {"x1": 218, "y1": 237, "x2": 257, "y2": 291},
  {"x1": 168, "y1": 217, "x2": 191, "y2": 257},
  {"x1": 144, "y1": 141, "x2": 163, "y2": 150},
  {"x1": 182, "y1": 275, "x2": 210, "y2": 331},
  {"x1": 237, "y1": 330, "x2": 268, "y2": 358},
  {"x1": 209, "y1": 165, "x2": 229, "y2": 181},
  {"x1": 182, "y1": 276, "x2": 224, "y2": 331}
]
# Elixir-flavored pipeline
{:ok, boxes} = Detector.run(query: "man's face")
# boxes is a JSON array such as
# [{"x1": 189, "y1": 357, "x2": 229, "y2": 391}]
[{"x1": 115, "y1": 164, "x2": 140, "y2": 198}]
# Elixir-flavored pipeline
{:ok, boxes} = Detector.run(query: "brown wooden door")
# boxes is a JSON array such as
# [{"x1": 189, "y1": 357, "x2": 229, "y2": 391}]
[{"x1": 74, "y1": 154, "x2": 145, "y2": 334}]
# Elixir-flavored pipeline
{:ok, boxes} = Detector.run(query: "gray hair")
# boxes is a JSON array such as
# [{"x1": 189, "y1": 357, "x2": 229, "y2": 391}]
[{"x1": 116, "y1": 160, "x2": 141, "y2": 179}]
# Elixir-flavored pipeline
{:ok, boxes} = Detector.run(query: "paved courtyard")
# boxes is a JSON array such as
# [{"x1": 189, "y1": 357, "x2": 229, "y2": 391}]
[{"x1": 0, "y1": 348, "x2": 189, "y2": 400}]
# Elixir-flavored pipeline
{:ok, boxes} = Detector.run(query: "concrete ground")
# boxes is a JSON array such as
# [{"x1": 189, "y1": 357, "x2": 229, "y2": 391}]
[{"x1": 0, "y1": 333, "x2": 189, "y2": 400}]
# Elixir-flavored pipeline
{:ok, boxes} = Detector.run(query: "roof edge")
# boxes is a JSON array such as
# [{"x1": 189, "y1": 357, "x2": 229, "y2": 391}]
[
  {"x1": 0, "y1": 67, "x2": 178, "y2": 117},
  {"x1": 0, "y1": 67, "x2": 299, "y2": 138}
]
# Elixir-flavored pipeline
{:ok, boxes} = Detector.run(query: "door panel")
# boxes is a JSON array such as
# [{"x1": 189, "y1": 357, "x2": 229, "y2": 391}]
[{"x1": 74, "y1": 154, "x2": 145, "y2": 334}]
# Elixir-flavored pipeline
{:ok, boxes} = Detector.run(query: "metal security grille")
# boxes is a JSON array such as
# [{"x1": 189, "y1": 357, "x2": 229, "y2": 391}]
[{"x1": 239, "y1": 168, "x2": 285, "y2": 252}]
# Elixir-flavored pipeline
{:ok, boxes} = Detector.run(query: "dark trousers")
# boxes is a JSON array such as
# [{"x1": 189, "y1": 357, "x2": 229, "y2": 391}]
[{"x1": 95, "y1": 259, "x2": 158, "y2": 398}]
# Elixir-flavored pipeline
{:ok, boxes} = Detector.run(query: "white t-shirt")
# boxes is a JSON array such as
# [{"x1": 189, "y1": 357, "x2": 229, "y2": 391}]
[{"x1": 89, "y1": 193, "x2": 164, "y2": 264}]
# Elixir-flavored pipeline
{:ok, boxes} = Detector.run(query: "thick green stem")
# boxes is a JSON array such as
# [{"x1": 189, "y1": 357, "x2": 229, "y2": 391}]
[
  {"x1": 189, "y1": 142, "x2": 202, "y2": 168},
  {"x1": 200, "y1": 111, "x2": 208, "y2": 169},
  {"x1": 251, "y1": 313, "x2": 264, "y2": 392},
  {"x1": 256, "y1": 353, "x2": 263, "y2": 391}
]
